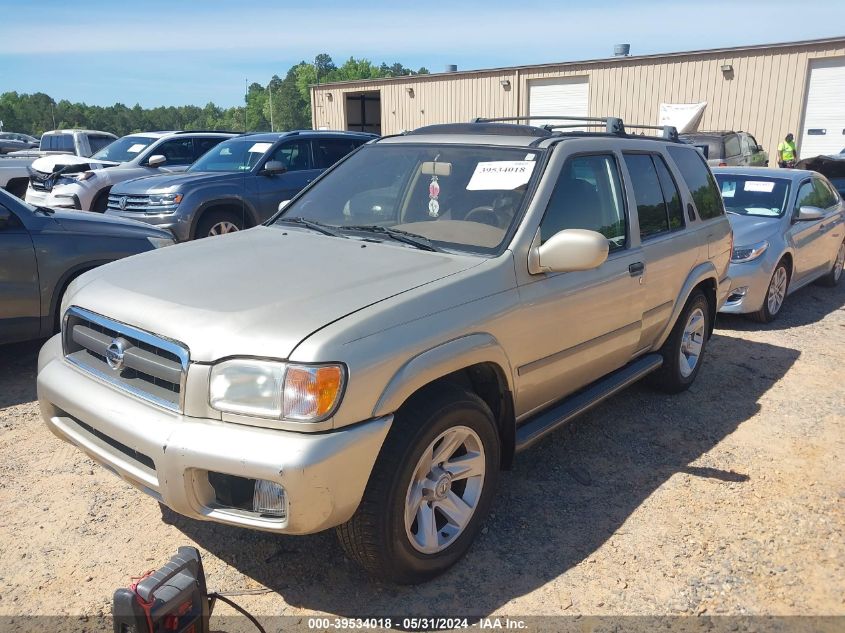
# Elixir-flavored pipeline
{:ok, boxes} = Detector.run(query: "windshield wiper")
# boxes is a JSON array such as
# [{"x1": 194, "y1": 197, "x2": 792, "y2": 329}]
[
  {"x1": 341, "y1": 225, "x2": 441, "y2": 252},
  {"x1": 276, "y1": 217, "x2": 348, "y2": 238}
]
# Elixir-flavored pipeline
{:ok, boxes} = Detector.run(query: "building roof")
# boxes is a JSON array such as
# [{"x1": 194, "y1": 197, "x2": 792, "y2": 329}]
[{"x1": 312, "y1": 36, "x2": 845, "y2": 89}]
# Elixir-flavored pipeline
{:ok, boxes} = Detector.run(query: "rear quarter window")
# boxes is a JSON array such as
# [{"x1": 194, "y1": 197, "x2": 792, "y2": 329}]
[{"x1": 667, "y1": 146, "x2": 725, "y2": 220}]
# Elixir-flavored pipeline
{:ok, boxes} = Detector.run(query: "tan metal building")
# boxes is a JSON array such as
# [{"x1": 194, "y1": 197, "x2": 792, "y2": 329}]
[{"x1": 311, "y1": 36, "x2": 845, "y2": 160}]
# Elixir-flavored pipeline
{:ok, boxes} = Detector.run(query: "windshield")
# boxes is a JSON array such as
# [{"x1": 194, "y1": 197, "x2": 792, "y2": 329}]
[
  {"x1": 714, "y1": 174, "x2": 790, "y2": 217},
  {"x1": 274, "y1": 144, "x2": 541, "y2": 254},
  {"x1": 92, "y1": 135, "x2": 156, "y2": 162},
  {"x1": 189, "y1": 138, "x2": 271, "y2": 172}
]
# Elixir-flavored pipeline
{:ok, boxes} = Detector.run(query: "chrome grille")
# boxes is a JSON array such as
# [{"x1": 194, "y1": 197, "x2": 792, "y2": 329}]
[
  {"x1": 63, "y1": 306, "x2": 189, "y2": 412},
  {"x1": 107, "y1": 193, "x2": 154, "y2": 212}
]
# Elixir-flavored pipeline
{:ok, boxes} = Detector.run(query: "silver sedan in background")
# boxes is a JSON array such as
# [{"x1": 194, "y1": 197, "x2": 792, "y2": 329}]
[{"x1": 714, "y1": 167, "x2": 845, "y2": 322}]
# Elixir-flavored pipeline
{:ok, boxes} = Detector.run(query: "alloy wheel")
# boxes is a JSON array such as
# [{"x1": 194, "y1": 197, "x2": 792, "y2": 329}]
[
  {"x1": 767, "y1": 266, "x2": 788, "y2": 315},
  {"x1": 208, "y1": 221, "x2": 240, "y2": 236},
  {"x1": 404, "y1": 426, "x2": 485, "y2": 554},
  {"x1": 679, "y1": 307, "x2": 706, "y2": 378}
]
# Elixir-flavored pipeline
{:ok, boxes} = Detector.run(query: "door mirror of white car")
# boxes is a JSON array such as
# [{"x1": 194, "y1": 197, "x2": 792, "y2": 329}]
[
  {"x1": 797, "y1": 206, "x2": 825, "y2": 221},
  {"x1": 531, "y1": 228, "x2": 609, "y2": 274},
  {"x1": 278, "y1": 200, "x2": 290, "y2": 213},
  {"x1": 147, "y1": 154, "x2": 166, "y2": 167},
  {"x1": 261, "y1": 161, "x2": 287, "y2": 175}
]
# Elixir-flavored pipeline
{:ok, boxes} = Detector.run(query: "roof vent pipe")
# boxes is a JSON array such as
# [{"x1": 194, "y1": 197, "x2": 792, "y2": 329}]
[
  {"x1": 445, "y1": 64, "x2": 458, "y2": 73},
  {"x1": 614, "y1": 44, "x2": 631, "y2": 57}
]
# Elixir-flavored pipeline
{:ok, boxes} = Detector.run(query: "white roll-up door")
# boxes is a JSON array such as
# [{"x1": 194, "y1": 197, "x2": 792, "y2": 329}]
[
  {"x1": 528, "y1": 77, "x2": 589, "y2": 127},
  {"x1": 800, "y1": 57, "x2": 845, "y2": 159}
]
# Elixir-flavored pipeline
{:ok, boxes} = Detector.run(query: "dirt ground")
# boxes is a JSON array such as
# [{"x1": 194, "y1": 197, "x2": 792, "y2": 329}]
[{"x1": 0, "y1": 280, "x2": 843, "y2": 631}]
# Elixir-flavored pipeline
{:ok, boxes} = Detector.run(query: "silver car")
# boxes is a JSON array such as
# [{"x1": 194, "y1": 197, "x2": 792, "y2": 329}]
[{"x1": 714, "y1": 167, "x2": 845, "y2": 322}]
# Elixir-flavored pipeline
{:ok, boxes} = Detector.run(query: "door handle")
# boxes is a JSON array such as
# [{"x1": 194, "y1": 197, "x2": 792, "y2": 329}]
[{"x1": 629, "y1": 262, "x2": 645, "y2": 276}]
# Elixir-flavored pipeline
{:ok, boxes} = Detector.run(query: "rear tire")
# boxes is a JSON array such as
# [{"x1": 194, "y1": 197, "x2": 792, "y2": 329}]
[
  {"x1": 649, "y1": 289, "x2": 710, "y2": 394},
  {"x1": 750, "y1": 261, "x2": 790, "y2": 322},
  {"x1": 818, "y1": 241, "x2": 844, "y2": 288},
  {"x1": 194, "y1": 210, "x2": 244, "y2": 239},
  {"x1": 336, "y1": 384, "x2": 500, "y2": 584}
]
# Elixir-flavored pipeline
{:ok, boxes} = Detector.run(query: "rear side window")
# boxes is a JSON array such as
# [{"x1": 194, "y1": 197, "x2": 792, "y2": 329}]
[
  {"x1": 541, "y1": 154, "x2": 627, "y2": 251},
  {"x1": 155, "y1": 138, "x2": 194, "y2": 165},
  {"x1": 667, "y1": 146, "x2": 725, "y2": 220},
  {"x1": 313, "y1": 138, "x2": 357, "y2": 169},
  {"x1": 724, "y1": 134, "x2": 741, "y2": 157},
  {"x1": 623, "y1": 154, "x2": 684, "y2": 239},
  {"x1": 87, "y1": 135, "x2": 114, "y2": 155},
  {"x1": 193, "y1": 137, "x2": 227, "y2": 160}
]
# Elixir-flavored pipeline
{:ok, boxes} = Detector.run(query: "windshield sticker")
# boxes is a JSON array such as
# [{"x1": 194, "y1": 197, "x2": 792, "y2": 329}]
[
  {"x1": 127, "y1": 143, "x2": 146, "y2": 153},
  {"x1": 248, "y1": 142, "x2": 273, "y2": 154},
  {"x1": 525, "y1": 153, "x2": 536, "y2": 161},
  {"x1": 467, "y1": 161, "x2": 535, "y2": 191},
  {"x1": 744, "y1": 180, "x2": 775, "y2": 193},
  {"x1": 721, "y1": 181, "x2": 737, "y2": 198},
  {"x1": 428, "y1": 174, "x2": 441, "y2": 218}
]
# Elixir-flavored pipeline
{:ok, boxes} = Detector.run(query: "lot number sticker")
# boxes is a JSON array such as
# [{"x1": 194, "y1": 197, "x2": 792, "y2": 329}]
[
  {"x1": 744, "y1": 180, "x2": 776, "y2": 193},
  {"x1": 467, "y1": 161, "x2": 535, "y2": 191}
]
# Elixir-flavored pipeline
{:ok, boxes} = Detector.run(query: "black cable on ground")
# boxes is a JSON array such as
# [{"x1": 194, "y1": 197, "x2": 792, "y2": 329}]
[{"x1": 207, "y1": 592, "x2": 267, "y2": 633}]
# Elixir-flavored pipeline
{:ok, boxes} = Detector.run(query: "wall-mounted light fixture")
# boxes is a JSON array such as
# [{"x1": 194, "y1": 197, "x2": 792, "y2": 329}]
[
  {"x1": 500, "y1": 79, "x2": 511, "y2": 89},
  {"x1": 721, "y1": 64, "x2": 733, "y2": 73},
  {"x1": 406, "y1": 87, "x2": 415, "y2": 97},
  {"x1": 326, "y1": 92, "x2": 333, "y2": 101}
]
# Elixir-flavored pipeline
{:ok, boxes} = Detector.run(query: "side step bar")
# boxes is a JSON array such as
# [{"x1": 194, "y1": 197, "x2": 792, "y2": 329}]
[{"x1": 515, "y1": 353, "x2": 663, "y2": 453}]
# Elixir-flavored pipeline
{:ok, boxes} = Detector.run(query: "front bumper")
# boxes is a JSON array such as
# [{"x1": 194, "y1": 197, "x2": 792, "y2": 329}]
[
  {"x1": 719, "y1": 259, "x2": 774, "y2": 314},
  {"x1": 25, "y1": 186, "x2": 81, "y2": 209},
  {"x1": 105, "y1": 209, "x2": 191, "y2": 241},
  {"x1": 36, "y1": 335, "x2": 392, "y2": 534}
]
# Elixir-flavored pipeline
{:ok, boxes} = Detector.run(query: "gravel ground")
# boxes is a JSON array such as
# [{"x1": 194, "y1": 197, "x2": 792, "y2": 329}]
[{"x1": 0, "y1": 280, "x2": 843, "y2": 631}]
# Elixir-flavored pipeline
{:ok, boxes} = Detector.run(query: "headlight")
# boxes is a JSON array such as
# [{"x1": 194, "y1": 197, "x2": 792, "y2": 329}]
[
  {"x1": 147, "y1": 236, "x2": 175, "y2": 249},
  {"x1": 148, "y1": 193, "x2": 183, "y2": 206},
  {"x1": 731, "y1": 240, "x2": 769, "y2": 263},
  {"x1": 209, "y1": 360, "x2": 345, "y2": 421}
]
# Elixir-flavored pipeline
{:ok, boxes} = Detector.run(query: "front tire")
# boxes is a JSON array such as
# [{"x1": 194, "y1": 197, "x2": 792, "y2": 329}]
[
  {"x1": 750, "y1": 261, "x2": 790, "y2": 322},
  {"x1": 650, "y1": 289, "x2": 710, "y2": 393},
  {"x1": 818, "y1": 241, "x2": 845, "y2": 288},
  {"x1": 336, "y1": 385, "x2": 500, "y2": 584},
  {"x1": 195, "y1": 210, "x2": 244, "y2": 239}
]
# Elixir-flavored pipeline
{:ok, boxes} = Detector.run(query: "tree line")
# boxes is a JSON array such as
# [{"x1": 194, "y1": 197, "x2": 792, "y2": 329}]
[{"x1": 0, "y1": 54, "x2": 428, "y2": 137}]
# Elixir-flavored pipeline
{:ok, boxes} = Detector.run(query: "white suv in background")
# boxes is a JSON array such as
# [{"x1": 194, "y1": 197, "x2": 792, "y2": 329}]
[{"x1": 25, "y1": 131, "x2": 234, "y2": 212}]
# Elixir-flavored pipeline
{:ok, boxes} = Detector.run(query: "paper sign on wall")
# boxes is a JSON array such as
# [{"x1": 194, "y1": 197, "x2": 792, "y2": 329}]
[
  {"x1": 466, "y1": 161, "x2": 535, "y2": 191},
  {"x1": 744, "y1": 181, "x2": 775, "y2": 193}
]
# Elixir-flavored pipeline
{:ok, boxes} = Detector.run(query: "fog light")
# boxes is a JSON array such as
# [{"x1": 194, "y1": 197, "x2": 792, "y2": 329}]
[
  {"x1": 253, "y1": 479, "x2": 287, "y2": 518},
  {"x1": 727, "y1": 286, "x2": 748, "y2": 303}
]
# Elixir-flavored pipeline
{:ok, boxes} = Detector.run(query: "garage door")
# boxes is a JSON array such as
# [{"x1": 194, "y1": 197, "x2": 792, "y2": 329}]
[
  {"x1": 800, "y1": 57, "x2": 845, "y2": 159},
  {"x1": 528, "y1": 77, "x2": 589, "y2": 127}
]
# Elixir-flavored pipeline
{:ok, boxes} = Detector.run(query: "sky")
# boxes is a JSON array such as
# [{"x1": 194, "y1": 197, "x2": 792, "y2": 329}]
[{"x1": 1, "y1": 0, "x2": 843, "y2": 108}]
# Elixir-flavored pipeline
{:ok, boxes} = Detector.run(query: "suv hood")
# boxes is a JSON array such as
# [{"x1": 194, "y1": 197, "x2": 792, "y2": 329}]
[
  {"x1": 113, "y1": 170, "x2": 240, "y2": 193},
  {"x1": 66, "y1": 226, "x2": 483, "y2": 362},
  {"x1": 30, "y1": 154, "x2": 119, "y2": 174},
  {"x1": 727, "y1": 213, "x2": 782, "y2": 247}
]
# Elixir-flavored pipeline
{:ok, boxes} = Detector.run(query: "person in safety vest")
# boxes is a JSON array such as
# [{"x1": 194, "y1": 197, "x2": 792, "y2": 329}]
[{"x1": 777, "y1": 133, "x2": 798, "y2": 168}]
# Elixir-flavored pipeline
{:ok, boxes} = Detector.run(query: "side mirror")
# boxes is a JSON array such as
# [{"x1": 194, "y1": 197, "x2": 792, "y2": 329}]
[
  {"x1": 261, "y1": 161, "x2": 287, "y2": 176},
  {"x1": 530, "y1": 228, "x2": 609, "y2": 274},
  {"x1": 797, "y1": 205, "x2": 825, "y2": 221},
  {"x1": 147, "y1": 154, "x2": 166, "y2": 167},
  {"x1": 756, "y1": 145, "x2": 765, "y2": 152},
  {"x1": 278, "y1": 200, "x2": 290, "y2": 213}
]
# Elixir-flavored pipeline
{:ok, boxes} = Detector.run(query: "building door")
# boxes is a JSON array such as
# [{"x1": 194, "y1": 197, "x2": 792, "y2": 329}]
[
  {"x1": 527, "y1": 77, "x2": 589, "y2": 128},
  {"x1": 345, "y1": 92, "x2": 381, "y2": 135},
  {"x1": 800, "y1": 57, "x2": 845, "y2": 159}
]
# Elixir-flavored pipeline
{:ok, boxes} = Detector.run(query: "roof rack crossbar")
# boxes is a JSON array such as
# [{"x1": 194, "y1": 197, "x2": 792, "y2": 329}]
[
  {"x1": 472, "y1": 115, "x2": 625, "y2": 135},
  {"x1": 621, "y1": 123, "x2": 679, "y2": 141}
]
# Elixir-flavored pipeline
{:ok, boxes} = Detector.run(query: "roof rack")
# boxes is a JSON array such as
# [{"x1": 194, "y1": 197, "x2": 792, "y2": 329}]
[
  {"x1": 470, "y1": 115, "x2": 679, "y2": 142},
  {"x1": 173, "y1": 130, "x2": 237, "y2": 135}
]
